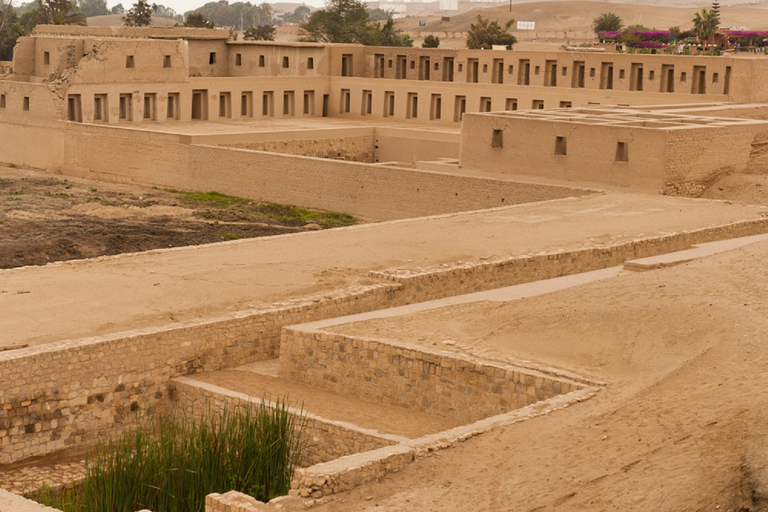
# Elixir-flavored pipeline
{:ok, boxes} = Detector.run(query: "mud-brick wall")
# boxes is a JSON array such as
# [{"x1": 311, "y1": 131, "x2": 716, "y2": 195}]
[
  {"x1": 224, "y1": 136, "x2": 375, "y2": 163},
  {"x1": 0, "y1": 284, "x2": 400, "y2": 464},
  {"x1": 172, "y1": 379, "x2": 398, "y2": 467},
  {"x1": 663, "y1": 124, "x2": 768, "y2": 197},
  {"x1": 57, "y1": 122, "x2": 589, "y2": 222},
  {"x1": 279, "y1": 331, "x2": 582, "y2": 425}
]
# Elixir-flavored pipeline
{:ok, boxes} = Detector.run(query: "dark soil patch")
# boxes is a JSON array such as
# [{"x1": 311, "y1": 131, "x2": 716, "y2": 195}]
[{"x1": 0, "y1": 168, "x2": 357, "y2": 270}]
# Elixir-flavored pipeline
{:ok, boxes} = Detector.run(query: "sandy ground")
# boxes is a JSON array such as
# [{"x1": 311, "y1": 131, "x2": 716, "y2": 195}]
[
  {"x1": 303, "y1": 239, "x2": 768, "y2": 512},
  {"x1": 190, "y1": 368, "x2": 463, "y2": 438},
  {"x1": 2, "y1": 191, "x2": 767, "y2": 348}
]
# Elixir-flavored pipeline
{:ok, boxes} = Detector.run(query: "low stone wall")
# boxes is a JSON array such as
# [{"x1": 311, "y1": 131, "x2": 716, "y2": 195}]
[
  {"x1": 374, "y1": 217, "x2": 768, "y2": 304},
  {"x1": 172, "y1": 378, "x2": 401, "y2": 467},
  {"x1": 279, "y1": 331, "x2": 585, "y2": 424},
  {"x1": 0, "y1": 284, "x2": 399, "y2": 464}
]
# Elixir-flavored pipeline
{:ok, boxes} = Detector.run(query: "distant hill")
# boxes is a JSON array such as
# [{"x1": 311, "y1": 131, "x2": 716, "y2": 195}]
[{"x1": 396, "y1": 0, "x2": 768, "y2": 34}]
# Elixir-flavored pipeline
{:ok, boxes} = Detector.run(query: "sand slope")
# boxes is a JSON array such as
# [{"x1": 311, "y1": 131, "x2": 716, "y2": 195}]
[{"x1": 316, "y1": 239, "x2": 768, "y2": 511}]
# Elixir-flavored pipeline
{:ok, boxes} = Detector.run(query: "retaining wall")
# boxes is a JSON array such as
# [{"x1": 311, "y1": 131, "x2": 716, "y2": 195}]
[
  {"x1": 3, "y1": 217, "x2": 768, "y2": 464},
  {"x1": 279, "y1": 331, "x2": 584, "y2": 424},
  {"x1": 373, "y1": 217, "x2": 768, "y2": 303},
  {"x1": 172, "y1": 378, "x2": 400, "y2": 467},
  {"x1": 0, "y1": 284, "x2": 399, "y2": 464}
]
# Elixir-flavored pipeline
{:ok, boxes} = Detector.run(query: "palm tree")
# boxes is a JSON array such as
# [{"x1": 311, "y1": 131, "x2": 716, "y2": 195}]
[
  {"x1": 693, "y1": 8, "x2": 718, "y2": 52},
  {"x1": 591, "y1": 12, "x2": 622, "y2": 36}
]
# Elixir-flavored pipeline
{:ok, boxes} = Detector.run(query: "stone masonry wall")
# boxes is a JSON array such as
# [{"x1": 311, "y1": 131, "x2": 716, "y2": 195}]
[
  {"x1": 0, "y1": 284, "x2": 399, "y2": 464},
  {"x1": 172, "y1": 378, "x2": 399, "y2": 467},
  {"x1": 279, "y1": 331, "x2": 583, "y2": 424},
  {"x1": 374, "y1": 218, "x2": 768, "y2": 305},
  {"x1": 2, "y1": 218, "x2": 767, "y2": 464}
]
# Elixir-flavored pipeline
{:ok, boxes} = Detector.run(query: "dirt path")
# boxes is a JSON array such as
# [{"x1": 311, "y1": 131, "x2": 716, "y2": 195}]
[{"x1": 307, "y1": 241, "x2": 768, "y2": 512}]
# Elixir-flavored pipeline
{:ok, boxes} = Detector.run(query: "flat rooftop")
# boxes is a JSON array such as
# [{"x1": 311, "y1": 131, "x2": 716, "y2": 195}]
[{"x1": 1, "y1": 192, "x2": 766, "y2": 348}]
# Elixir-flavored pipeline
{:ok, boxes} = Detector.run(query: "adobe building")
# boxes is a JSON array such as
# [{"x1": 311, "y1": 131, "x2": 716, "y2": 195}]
[{"x1": 1, "y1": 25, "x2": 768, "y2": 198}]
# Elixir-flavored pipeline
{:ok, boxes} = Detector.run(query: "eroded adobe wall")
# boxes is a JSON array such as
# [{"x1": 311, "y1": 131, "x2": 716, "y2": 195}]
[
  {"x1": 459, "y1": 112, "x2": 666, "y2": 191},
  {"x1": 664, "y1": 123, "x2": 768, "y2": 196},
  {"x1": 225, "y1": 136, "x2": 376, "y2": 162},
  {"x1": 54, "y1": 122, "x2": 585, "y2": 221}
]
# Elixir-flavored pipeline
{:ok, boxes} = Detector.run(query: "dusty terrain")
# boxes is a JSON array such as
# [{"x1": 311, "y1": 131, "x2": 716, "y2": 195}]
[
  {"x1": 312, "y1": 239, "x2": 768, "y2": 511},
  {"x1": 3, "y1": 189, "x2": 767, "y2": 348},
  {"x1": 0, "y1": 166, "x2": 354, "y2": 270}
]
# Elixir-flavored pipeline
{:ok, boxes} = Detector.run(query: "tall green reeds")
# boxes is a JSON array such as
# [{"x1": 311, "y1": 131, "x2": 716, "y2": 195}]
[{"x1": 28, "y1": 398, "x2": 306, "y2": 512}]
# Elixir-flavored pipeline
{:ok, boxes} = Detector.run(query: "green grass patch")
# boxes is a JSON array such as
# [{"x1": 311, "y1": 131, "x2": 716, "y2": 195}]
[
  {"x1": 177, "y1": 191, "x2": 250, "y2": 208},
  {"x1": 27, "y1": 398, "x2": 307, "y2": 512},
  {"x1": 222, "y1": 233, "x2": 241, "y2": 240},
  {"x1": 166, "y1": 189, "x2": 357, "y2": 228}
]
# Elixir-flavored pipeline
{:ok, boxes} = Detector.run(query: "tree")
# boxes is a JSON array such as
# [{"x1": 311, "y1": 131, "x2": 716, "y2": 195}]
[
  {"x1": 300, "y1": 0, "x2": 373, "y2": 43},
  {"x1": 422, "y1": 34, "x2": 439, "y2": 48},
  {"x1": 153, "y1": 3, "x2": 180, "y2": 20},
  {"x1": 281, "y1": 4, "x2": 310, "y2": 23},
  {"x1": 0, "y1": 0, "x2": 24, "y2": 61},
  {"x1": 184, "y1": 12, "x2": 213, "y2": 27},
  {"x1": 669, "y1": 25, "x2": 695, "y2": 41},
  {"x1": 377, "y1": 15, "x2": 411, "y2": 46},
  {"x1": 27, "y1": 0, "x2": 86, "y2": 25},
  {"x1": 365, "y1": 7, "x2": 387, "y2": 21},
  {"x1": 592, "y1": 12, "x2": 621, "y2": 35},
  {"x1": 243, "y1": 23, "x2": 274, "y2": 40},
  {"x1": 693, "y1": 8, "x2": 718, "y2": 45},
  {"x1": 711, "y1": 1, "x2": 721, "y2": 25},
  {"x1": 187, "y1": 1, "x2": 272, "y2": 31},
  {"x1": 123, "y1": 0, "x2": 156, "y2": 26},
  {"x1": 111, "y1": 3, "x2": 124, "y2": 14},
  {"x1": 78, "y1": 0, "x2": 107, "y2": 16},
  {"x1": 466, "y1": 15, "x2": 516, "y2": 50}
]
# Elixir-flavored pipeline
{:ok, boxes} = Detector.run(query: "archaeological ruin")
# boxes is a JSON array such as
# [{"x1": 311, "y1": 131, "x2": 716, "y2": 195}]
[{"x1": 2, "y1": 22, "x2": 768, "y2": 511}]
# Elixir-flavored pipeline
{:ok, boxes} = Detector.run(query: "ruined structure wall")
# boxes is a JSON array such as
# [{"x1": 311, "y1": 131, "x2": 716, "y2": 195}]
[
  {"x1": 225, "y1": 136, "x2": 376, "y2": 162},
  {"x1": 188, "y1": 39, "x2": 230, "y2": 77},
  {"x1": 459, "y1": 112, "x2": 667, "y2": 191},
  {"x1": 278, "y1": 330, "x2": 580, "y2": 424},
  {"x1": 358, "y1": 48, "x2": 761, "y2": 100},
  {"x1": 0, "y1": 284, "x2": 400, "y2": 464},
  {"x1": 663, "y1": 124, "x2": 768, "y2": 195},
  {"x1": 227, "y1": 43, "x2": 328, "y2": 78},
  {"x1": 172, "y1": 379, "x2": 398, "y2": 467},
  {"x1": 374, "y1": 127, "x2": 461, "y2": 162},
  {"x1": 325, "y1": 76, "x2": 736, "y2": 127},
  {"x1": 53, "y1": 122, "x2": 577, "y2": 221}
]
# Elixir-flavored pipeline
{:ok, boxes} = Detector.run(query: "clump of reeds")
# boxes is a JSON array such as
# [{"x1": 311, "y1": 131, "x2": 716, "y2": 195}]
[{"x1": 28, "y1": 397, "x2": 306, "y2": 512}]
